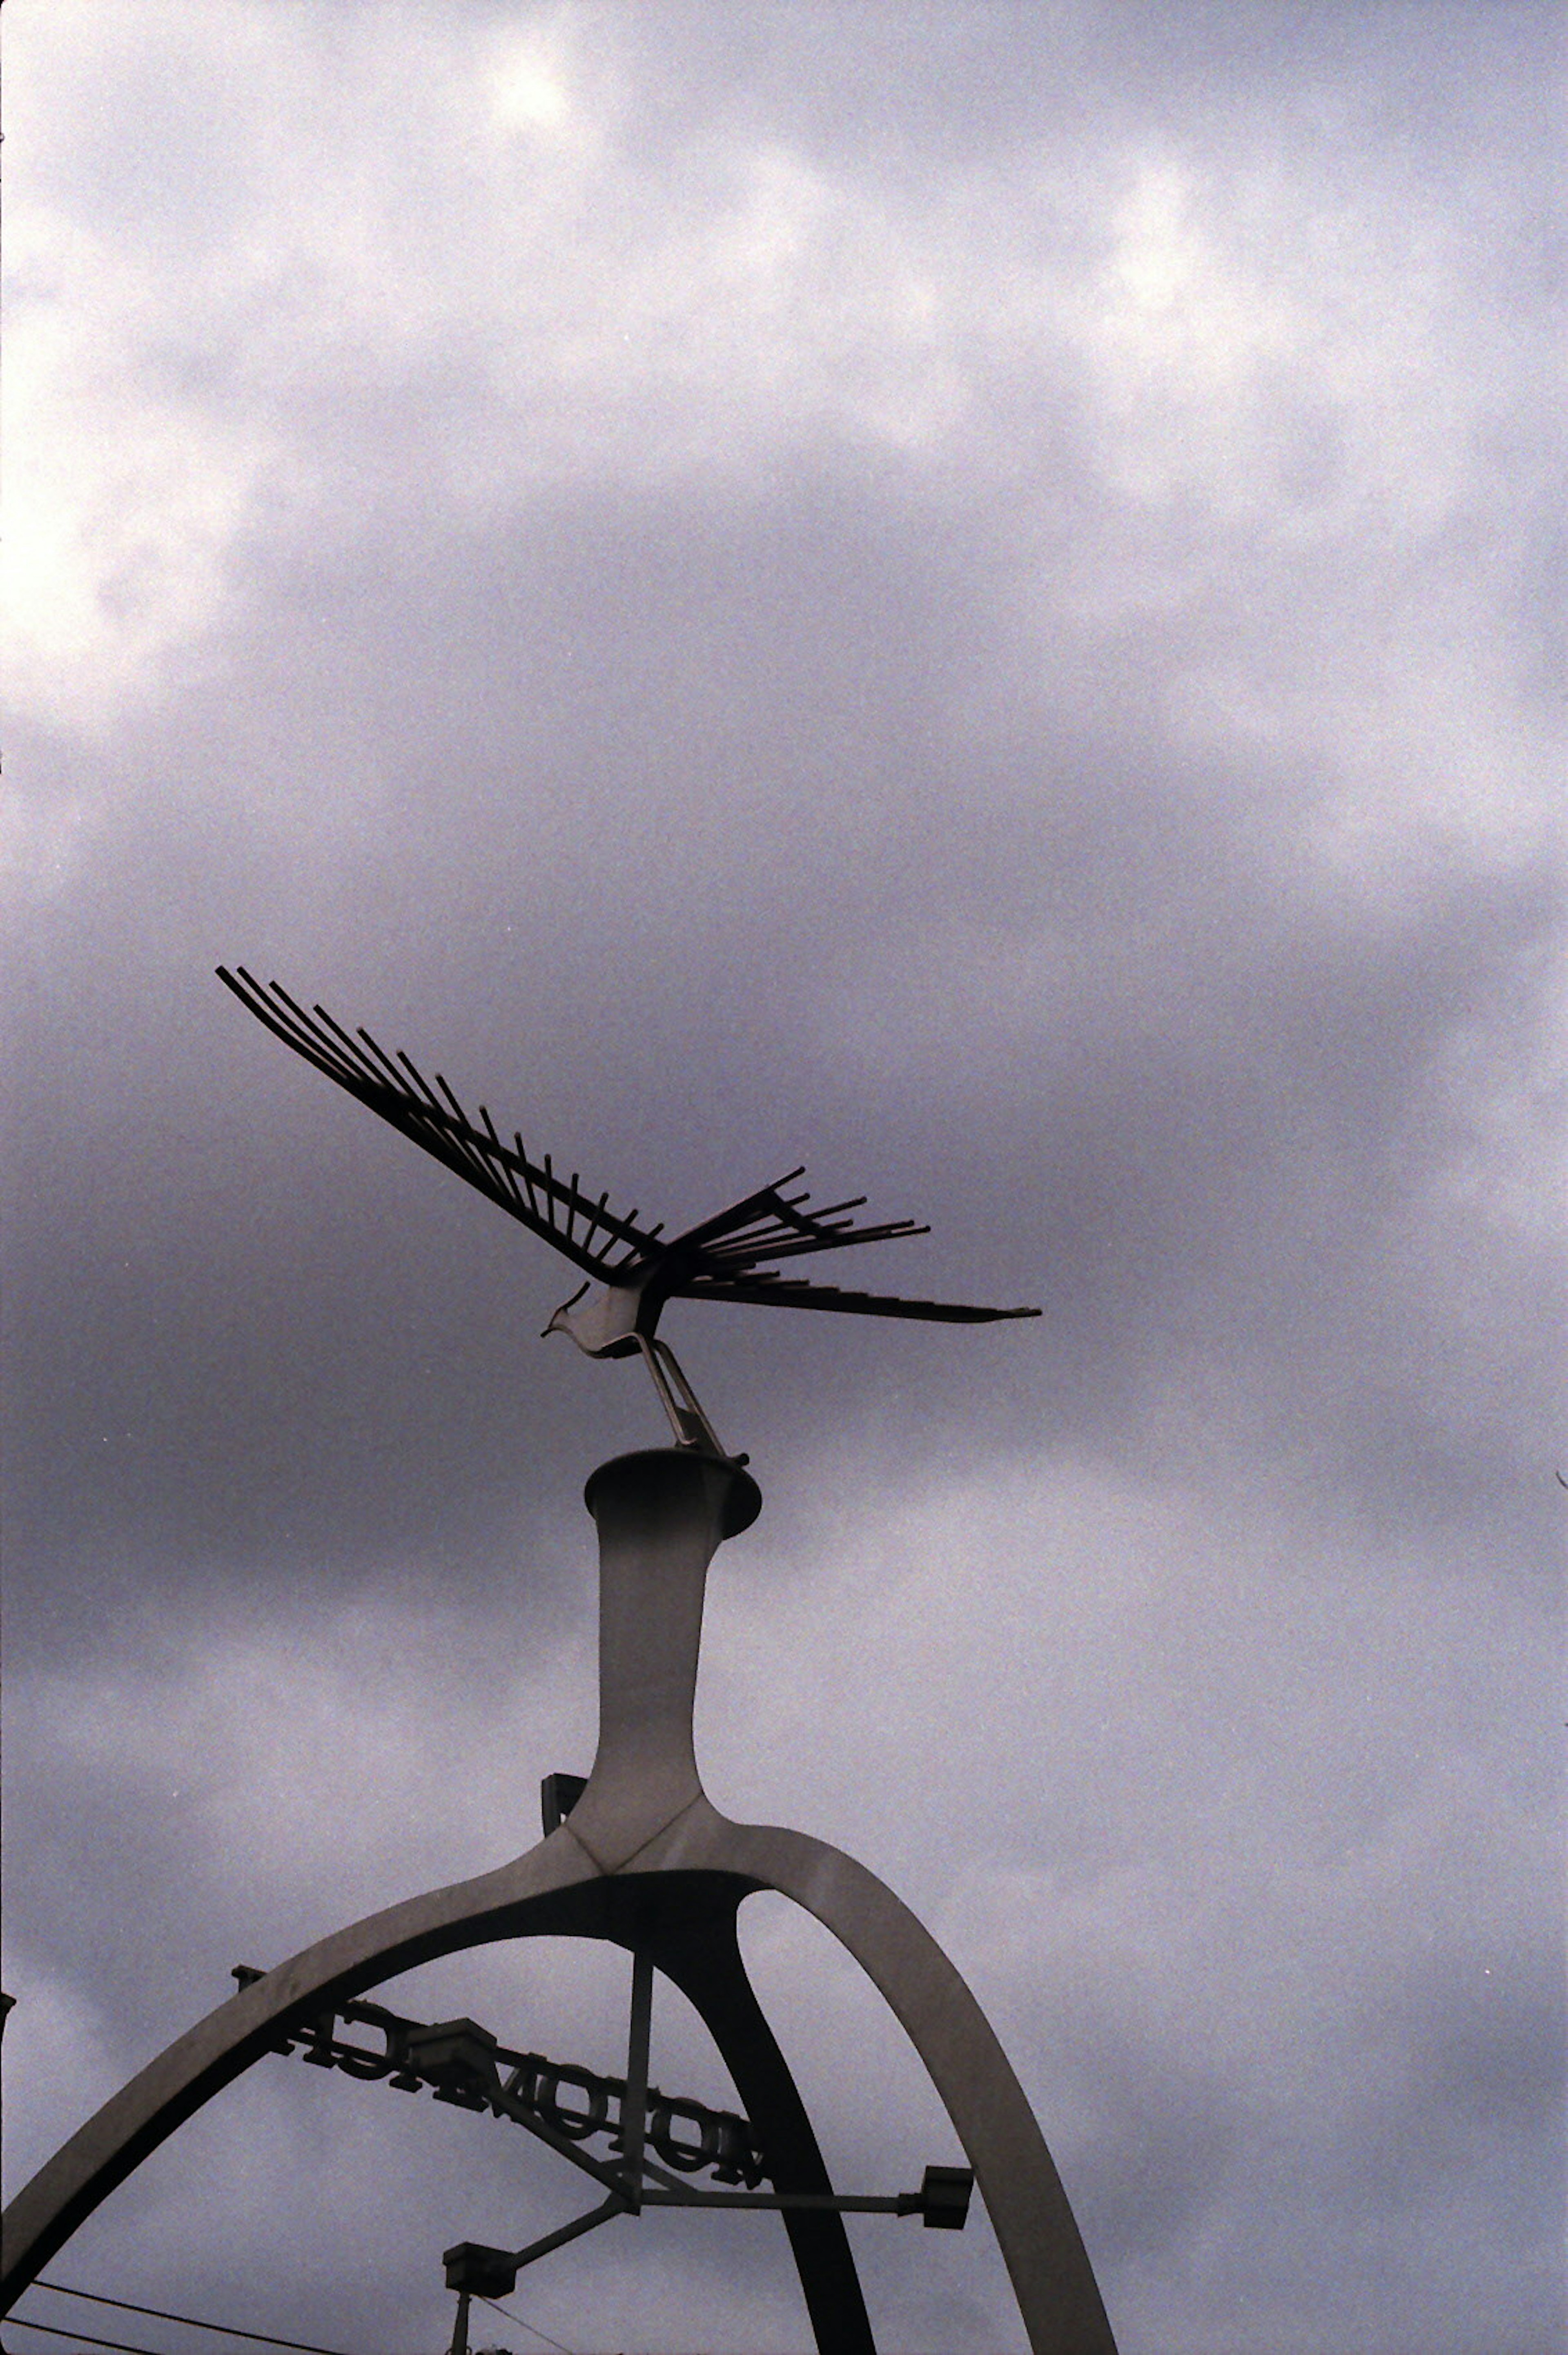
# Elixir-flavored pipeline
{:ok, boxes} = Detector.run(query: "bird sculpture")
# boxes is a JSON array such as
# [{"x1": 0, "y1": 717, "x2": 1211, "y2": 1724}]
[{"x1": 218, "y1": 968, "x2": 1040, "y2": 1458}]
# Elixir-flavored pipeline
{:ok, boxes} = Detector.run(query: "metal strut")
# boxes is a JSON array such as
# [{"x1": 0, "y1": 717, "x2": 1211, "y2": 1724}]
[
  {"x1": 636, "y1": 1333, "x2": 733, "y2": 1459},
  {"x1": 443, "y1": 1931, "x2": 972, "y2": 2321}
]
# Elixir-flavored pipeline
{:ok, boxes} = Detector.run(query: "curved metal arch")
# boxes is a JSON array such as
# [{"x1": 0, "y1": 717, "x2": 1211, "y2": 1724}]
[
  {"x1": 0, "y1": 1832, "x2": 1111, "y2": 2351},
  {"x1": 2, "y1": 1451, "x2": 1116, "y2": 2352},
  {"x1": 646, "y1": 1808, "x2": 1116, "y2": 2352},
  {"x1": 0, "y1": 1859, "x2": 874, "y2": 2339}
]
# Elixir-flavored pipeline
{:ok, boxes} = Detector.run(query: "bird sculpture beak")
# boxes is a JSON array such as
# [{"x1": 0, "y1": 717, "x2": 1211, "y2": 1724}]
[{"x1": 542, "y1": 1281, "x2": 590, "y2": 1340}]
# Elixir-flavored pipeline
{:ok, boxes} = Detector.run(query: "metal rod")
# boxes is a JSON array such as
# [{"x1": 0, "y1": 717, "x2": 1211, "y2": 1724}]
[
  {"x1": 509, "y1": 2191, "x2": 627, "y2": 2274},
  {"x1": 342, "y1": 1018, "x2": 419, "y2": 1097},
  {"x1": 634, "y1": 1335, "x2": 697, "y2": 1449},
  {"x1": 298, "y1": 1008, "x2": 383, "y2": 1092},
  {"x1": 513, "y1": 1134, "x2": 541, "y2": 1217},
  {"x1": 486, "y1": 2078, "x2": 633, "y2": 2196},
  {"x1": 640, "y1": 1336, "x2": 727, "y2": 1457},
  {"x1": 428, "y1": 1074, "x2": 501, "y2": 1184},
  {"x1": 477, "y1": 1105, "x2": 526, "y2": 1206},
  {"x1": 434, "y1": 1073, "x2": 472, "y2": 1127},
  {"x1": 698, "y1": 1221, "x2": 931, "y2": 1266},
  {"x1": 578, "y1": 1187, "x2": 612, "y2": 1254},
  {"x1": 638, "y1": 2188, "x2": 917, "y2": 2214},
  {"x1": 229, "y1": 979, "x2": 363, "y2": 1094},
  {"x1": 619, "y1": 1950, "x2": 653, "y2": 2212},
  {"x1": 394, "y1": 1047, "x2": 445, "y2": 1112}
]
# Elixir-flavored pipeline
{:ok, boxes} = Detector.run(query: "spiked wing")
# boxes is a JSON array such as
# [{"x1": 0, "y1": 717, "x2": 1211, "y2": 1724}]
[
  {"x1": 657, "y1": 1173, "x2": 931, "y2": 1275},
  {"x1": 659, "y1": 1186, "x2": 1039, "y2": 1320},
  {"x1": 220, "y1": 970, "x2": 1042, "y2": 1325},
  {"x1": 679, "y1": 1271, "x2": 1041, "y2": 1323},
  {"x1": 217, "y1": 968, "x2": 662, "y2": 1282}
]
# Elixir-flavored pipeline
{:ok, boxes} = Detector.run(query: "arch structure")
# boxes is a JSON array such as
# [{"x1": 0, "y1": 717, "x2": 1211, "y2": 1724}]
[{"x1": 1, "y1": 1450, "x2": 1117, "y2": 2355}]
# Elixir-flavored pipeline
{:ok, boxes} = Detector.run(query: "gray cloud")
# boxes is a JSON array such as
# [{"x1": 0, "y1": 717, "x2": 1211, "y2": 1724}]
[{"x1": 4, "y1": 4, "x2": 1561, "y2": 2351}]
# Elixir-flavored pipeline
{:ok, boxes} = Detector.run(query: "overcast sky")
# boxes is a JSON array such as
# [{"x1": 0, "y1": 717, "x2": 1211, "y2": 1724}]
[{"x1": 2, "y1": 6, "x2": 1563, "y2": 2352}]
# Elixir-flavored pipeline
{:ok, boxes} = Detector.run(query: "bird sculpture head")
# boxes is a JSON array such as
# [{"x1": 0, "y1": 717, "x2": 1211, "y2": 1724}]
[{"x1": 543, "y1": 1279, "x2": 644, "y2": 1359}]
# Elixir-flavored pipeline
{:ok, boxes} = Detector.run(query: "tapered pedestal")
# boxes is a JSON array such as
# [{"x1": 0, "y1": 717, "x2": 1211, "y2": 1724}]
[{"x1": 565, "y1": 1448, "x2": 759, "y2": 1871}]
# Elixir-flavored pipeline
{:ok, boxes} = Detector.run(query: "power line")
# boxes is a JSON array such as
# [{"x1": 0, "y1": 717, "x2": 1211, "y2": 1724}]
[
  {"x1": 7, "y1": 2317, "x2": 189, "y2": 2355},
  {"x1": 18, "y1": 2278, "x2": 576, "y2": 2355},
  {"x1": 473, "y1": 2292, "x2": 580, "y2": 2355},
  {"x1": 28, "y1": 2281, "x2": 360, "y2": 2355}
]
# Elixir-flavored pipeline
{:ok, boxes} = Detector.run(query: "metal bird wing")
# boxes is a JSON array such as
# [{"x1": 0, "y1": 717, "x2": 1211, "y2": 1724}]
[
  {"x1": 656, "y1": 1172, "x2": 929, "y2": 1275},
  {"x1": 216, "y1": 968, "x2": 663, "y2": 1282},
  {"x1": 219, "y1": 970, "x2": 1042, "y2": 1326},
  {"x1": 678, "y1": 1270, "x2": 1040, "y2": 1323},
  {"x1": 658, "y1": 1180, "x2": 1039, "y2": 1322}
]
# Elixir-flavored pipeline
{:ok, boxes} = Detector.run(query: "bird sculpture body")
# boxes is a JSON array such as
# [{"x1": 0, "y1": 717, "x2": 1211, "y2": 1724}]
[{"x1": 218, "y1": 968, "x2": 1040, "y2": 1457}]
